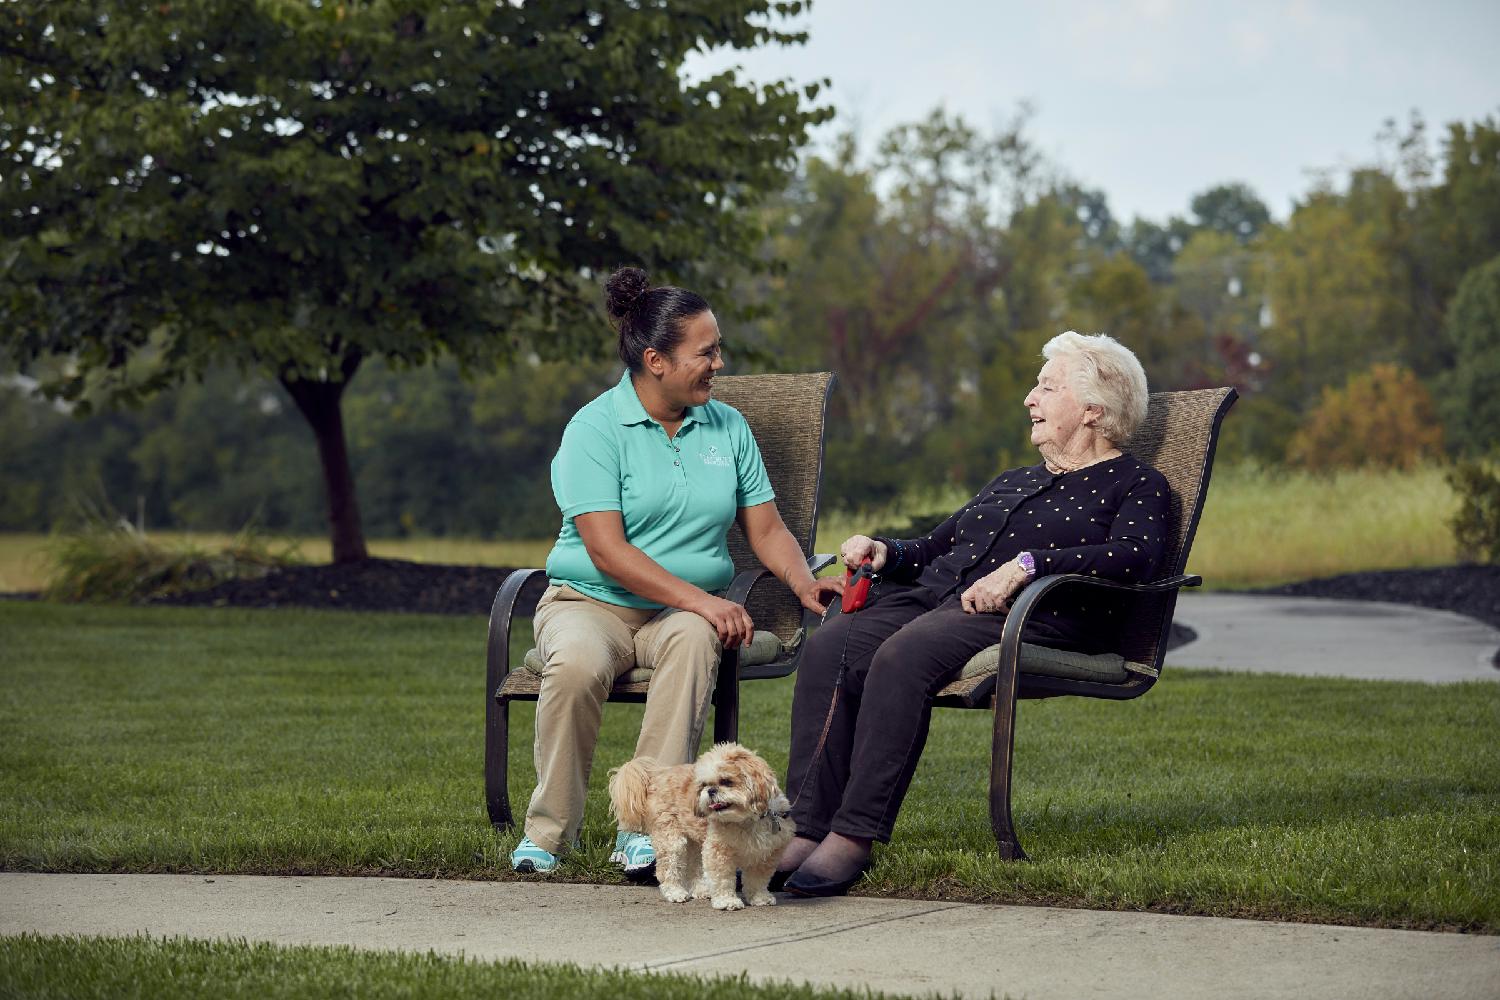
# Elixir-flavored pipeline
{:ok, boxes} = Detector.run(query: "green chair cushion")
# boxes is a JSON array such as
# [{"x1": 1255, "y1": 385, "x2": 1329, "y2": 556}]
[
  {"x1": 961, "y1": 642, "x2": 1134, "y2": 683},
  {"x1": 521, "y1": 628, "x2": 798, "y2": 685}
]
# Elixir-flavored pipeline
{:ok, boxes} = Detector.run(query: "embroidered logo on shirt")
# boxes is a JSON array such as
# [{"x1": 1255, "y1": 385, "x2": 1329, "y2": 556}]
[{"x1": 699, "y1": 444, "x2": 732, "y2": 467}]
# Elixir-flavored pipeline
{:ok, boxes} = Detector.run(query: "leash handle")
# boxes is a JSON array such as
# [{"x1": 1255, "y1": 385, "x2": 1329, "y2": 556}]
[{"x1": 841, "y1": 558, "x2": 874, "y2": 614}]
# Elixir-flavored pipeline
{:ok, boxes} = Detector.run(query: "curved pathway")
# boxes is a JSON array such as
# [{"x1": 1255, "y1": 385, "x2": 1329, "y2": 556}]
[{"x1": 1168, "y1": 593, "x2": 1500, "y2": 683}]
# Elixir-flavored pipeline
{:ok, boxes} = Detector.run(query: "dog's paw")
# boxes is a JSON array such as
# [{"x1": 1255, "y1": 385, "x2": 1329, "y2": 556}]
[
  {"x1": 747, "y1": 890, "x2": 777, "y2": 906},
  {"x1": 659, "y1": 884, "x2": 692, "y2": 904},
  {"x1": 711, "y1": 893, "x2": 746, "y2": 911}
]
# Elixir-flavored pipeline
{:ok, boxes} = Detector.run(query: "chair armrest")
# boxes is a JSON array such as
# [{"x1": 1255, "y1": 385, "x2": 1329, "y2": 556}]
[
  {"x1": 998, "y1": 572, "x2": 1202, "y2": 662},
  {"x1": 1018, "y1": 572, "x2": 1203, "y2": 604},
  {"x1": 724, "y1": 553, "x2": 837, "y2": 606},
  {"x1": 486, "y1": 568, "x2": 548, "y2": 696},
  {"x1": 724, "y1": 566, "x2": 771, "y2": 606}
]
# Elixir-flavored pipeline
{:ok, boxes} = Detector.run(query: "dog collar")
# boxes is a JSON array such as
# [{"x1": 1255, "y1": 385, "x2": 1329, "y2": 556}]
[{"x1": 761, "y1": 806, "x2": 790, "y2": 833}]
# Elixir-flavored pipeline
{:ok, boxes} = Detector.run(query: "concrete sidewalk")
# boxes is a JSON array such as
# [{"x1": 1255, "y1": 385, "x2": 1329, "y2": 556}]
[
  {"x1": 1168, "y1": 593, "x2": 1500, "y2": 683},
  {"x1": 4, "y1": 873, "x2": 1497, "y2": 999}
]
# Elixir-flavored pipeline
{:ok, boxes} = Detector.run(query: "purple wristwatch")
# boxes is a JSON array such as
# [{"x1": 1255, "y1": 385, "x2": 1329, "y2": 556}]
[{"x1": 1017, "y1": 551, "x2": 1036, "y2": 579}]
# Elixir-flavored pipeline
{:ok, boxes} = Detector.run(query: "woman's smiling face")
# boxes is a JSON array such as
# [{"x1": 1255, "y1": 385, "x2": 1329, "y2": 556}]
[
  {"x1": 659, "y1": 310, "x2": 724, "y2": 408},
  {"x1": 1024, "y1": 356, "x2": 1093, "y2": 451}
]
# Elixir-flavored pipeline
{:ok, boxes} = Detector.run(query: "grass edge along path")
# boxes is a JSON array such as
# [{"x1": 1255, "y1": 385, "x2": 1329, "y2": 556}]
[
  {"x1": 1, "y1": 603, "x2": 1496, "y2": 933},
  {"x1": 0, "y1": 934, "x2": 930, "y2": 1000}
]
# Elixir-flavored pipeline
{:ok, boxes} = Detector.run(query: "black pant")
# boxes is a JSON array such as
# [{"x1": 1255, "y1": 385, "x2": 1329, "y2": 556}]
[{"x1": 785, "y1": 580, "x2": 1068, "y2": 843}]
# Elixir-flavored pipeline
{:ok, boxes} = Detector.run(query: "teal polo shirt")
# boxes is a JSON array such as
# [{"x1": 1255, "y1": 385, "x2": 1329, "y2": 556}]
[{"x1": 544, "y1": 371, "x2": 776, "y2": 609}]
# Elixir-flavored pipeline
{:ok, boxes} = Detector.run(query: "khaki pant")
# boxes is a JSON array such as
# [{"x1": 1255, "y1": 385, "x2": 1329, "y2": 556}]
[{"x1": 524, "y1": 585, "x2": 721, "y2": 855}]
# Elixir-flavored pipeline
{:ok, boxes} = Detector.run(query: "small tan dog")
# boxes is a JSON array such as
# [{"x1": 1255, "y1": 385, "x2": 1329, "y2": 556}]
[{"x1": 608, "y1": 742, "x2": 795, "y2": 910}]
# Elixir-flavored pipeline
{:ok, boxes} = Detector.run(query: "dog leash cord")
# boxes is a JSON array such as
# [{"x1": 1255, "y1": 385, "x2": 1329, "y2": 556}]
[{"x1": 788, "y1": 601, "x2": 852, "y2": 811}]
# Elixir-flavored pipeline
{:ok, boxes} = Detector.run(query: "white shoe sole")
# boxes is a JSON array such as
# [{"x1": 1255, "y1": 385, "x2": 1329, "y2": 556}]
[{"x1": 610, "y1": 851, "x2": 656, "y2": 874}]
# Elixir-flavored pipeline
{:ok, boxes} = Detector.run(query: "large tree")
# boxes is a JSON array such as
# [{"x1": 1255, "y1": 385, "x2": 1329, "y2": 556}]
[{"x1": 1, "y1": 0, "x2": 827, "y2": 561}]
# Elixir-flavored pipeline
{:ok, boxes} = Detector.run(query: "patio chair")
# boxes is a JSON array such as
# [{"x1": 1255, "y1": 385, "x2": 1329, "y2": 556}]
[
  {"x1": 484, "y1": 372, "x2": 838, "y2": 830},
  {"x1": 930, "y1": 386, "x2": 1238, "y2": 860}
]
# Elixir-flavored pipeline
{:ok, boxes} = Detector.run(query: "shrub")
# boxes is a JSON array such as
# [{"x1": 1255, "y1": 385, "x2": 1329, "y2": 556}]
[
  {"x1": 43, "y1": 504, "x2": 300, "y2": 603},
  {"x1": 1448, "y1": 461, "x2": 1500, "y2": 564},
  {"x1": 1441, "y1": 254, "x2": 1500, "y2": 456},
  {"x1": 1285, "y1": 363, "x2": 1443, "y2": 471}
]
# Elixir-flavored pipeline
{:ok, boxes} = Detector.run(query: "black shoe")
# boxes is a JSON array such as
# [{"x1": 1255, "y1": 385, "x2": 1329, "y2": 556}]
[
  {"x1": 782, "y1": 863, "x2": 870, "y2": 898},
  {"x1": 768, "y1": 869, "x2": 795, "y2": 892}
]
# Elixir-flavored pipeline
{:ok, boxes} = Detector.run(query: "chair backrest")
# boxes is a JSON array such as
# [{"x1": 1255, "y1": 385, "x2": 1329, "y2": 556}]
[
  {"x1": 711, "y1": 372, "x2": 836, "y2": 643},
  {"x1": 1126, "y1": 387, "x2": 1239, "y2": 580},
  {"x1": 1111, "y1": 387, "x2": 1238, "y2": 670}
]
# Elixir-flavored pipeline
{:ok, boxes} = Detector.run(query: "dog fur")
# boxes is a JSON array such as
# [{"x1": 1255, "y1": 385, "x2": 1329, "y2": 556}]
[{"x1": 608, "y1": 742, "x2": 795, "y2": 910}]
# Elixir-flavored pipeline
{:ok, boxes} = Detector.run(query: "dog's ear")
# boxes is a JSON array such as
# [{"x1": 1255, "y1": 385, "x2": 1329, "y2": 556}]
[
  {"x1": 693, "y1": 783, "x2": 711, "y2": 817},
  {"x1": 747, "y1": 759, "x2": 778, "y2": 814}
]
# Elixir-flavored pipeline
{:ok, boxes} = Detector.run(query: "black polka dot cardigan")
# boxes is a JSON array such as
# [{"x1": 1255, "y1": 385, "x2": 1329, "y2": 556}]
[{"x1": 874, "y1": 455, "x2": 1171, "y2": 646}]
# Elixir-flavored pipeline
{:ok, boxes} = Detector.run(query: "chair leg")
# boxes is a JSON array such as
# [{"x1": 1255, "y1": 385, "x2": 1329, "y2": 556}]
[
  {"x1": 485, "y1": 695, "x2": 514, "y2": 830},
  {"x1": 711, "y1": 650, "x2": 740, "y2": 744},
  {"x1": 988, "y1": 651, "x2": 1028, "y2": 862}
]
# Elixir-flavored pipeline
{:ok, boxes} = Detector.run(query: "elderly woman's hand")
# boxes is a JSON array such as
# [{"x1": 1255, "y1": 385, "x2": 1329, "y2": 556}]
[
  {"x1": 960, "y1": 558, "x2": 1030, "y2": 614},
  {"x1": 838, "y1": 534, "x2": 888, "y2": 572}
]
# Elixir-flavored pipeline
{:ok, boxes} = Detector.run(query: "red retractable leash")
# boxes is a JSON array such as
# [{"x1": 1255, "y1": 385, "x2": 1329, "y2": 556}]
[{"x1": 841, "y1": 557, "x2": 875, "y2": 613}]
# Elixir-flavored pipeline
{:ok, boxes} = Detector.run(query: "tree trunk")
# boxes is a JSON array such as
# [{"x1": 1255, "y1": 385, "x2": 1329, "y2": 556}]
[{"x1": 280, "y1": 355, "x2": 368, "y2": 564}]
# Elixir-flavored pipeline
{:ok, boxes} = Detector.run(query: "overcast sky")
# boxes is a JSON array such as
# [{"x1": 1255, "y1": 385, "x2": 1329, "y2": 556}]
[{"x1": 685, "y1": 0, "x2": 1500, "y2": 224}]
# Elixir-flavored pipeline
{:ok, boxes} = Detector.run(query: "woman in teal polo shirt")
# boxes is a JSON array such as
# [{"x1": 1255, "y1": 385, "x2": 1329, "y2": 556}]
[{"x1": 510, "y1": 267, "x2": 843, "y2": 874}]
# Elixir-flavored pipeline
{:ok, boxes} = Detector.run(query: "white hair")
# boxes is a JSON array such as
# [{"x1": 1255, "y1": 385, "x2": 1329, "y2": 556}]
[{"x1": 1041, "y1": 331, "x2": 1149, "y2": 444}]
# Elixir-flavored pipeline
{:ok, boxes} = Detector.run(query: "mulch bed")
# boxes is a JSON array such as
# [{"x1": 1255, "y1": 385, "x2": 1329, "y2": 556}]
[{"x1": 145, "y1": 557, "x2": 549, "y2": 616}]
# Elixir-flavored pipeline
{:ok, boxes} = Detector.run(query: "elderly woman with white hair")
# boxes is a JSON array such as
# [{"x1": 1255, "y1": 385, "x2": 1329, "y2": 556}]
[{"x1": 776, "y1": 331, "x2": 1169, "y2": 897}]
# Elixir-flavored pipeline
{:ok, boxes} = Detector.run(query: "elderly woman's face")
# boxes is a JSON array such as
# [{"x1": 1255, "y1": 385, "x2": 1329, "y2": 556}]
[{"x1": 1024, "y1": 357, "x2": 1095, "y2": 451}]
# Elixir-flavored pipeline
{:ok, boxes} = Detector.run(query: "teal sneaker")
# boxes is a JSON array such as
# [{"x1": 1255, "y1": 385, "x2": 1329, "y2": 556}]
[
  {"x1": 510, "y1": 837, "x2": 561, "y2": 874},
  {"x1": 610, "y1": 830, "x2": 656, "y2": 876}
]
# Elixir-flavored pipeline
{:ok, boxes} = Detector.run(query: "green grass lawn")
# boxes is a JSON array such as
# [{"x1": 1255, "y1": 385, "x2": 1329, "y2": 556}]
[
  {"x1": 1186, "y1": 463, "x2": 1461, "y2": 588},
  {"x1": 0, "y1": 935, "x2": 910, "y2": 1000},
  {"x1": 2, "y1": 602, "x2": 1496, "y2": 931}
]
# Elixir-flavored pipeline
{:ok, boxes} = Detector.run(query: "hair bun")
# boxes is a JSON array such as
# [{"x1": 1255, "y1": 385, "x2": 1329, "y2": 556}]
[{"x1": 604, "y1": 267, "x2": 651, "y2": 320}]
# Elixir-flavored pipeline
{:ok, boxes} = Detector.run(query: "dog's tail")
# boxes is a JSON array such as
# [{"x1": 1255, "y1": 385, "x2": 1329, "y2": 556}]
[{"x1": 606, "y1": 756, "x2": 657, "y2": 832}]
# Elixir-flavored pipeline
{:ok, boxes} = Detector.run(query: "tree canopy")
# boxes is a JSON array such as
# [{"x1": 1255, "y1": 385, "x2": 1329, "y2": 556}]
[
  {"x1": 1, "y1": 0, "x2": 828, "y2": 560},
  {"x1": 5, "y1": 91, "x2": 1498, "y2": 542}
]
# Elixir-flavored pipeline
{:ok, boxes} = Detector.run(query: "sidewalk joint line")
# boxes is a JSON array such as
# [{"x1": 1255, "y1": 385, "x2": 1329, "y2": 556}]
[{"x1": 630, "y1": 903, "x2": 966, "y2": 972}]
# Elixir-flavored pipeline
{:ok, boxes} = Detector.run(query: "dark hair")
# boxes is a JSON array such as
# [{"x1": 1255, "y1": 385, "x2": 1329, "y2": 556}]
[{"x1": 604, "y1": 267, "x2": 711, "y2": 372}]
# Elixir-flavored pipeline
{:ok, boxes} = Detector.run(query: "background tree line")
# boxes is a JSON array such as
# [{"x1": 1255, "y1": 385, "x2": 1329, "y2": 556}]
[
  {"x1": 6, "y1": 104, "x2": 1496, "y2": 541},
  {"x1": 3, "y1": 4, "x2": 1497, "y2": 548},
  {"x1": 0, "y1": 356, "x2": 611, "y2": 539},
  {"x1": 739, "y1": 108, "x2": 1499, "y2": 505}
]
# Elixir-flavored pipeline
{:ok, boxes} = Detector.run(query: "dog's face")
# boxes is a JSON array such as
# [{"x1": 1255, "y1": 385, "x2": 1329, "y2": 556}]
[{"x1": 692, "y1": 742, "x2": 779, "y2": 822}]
